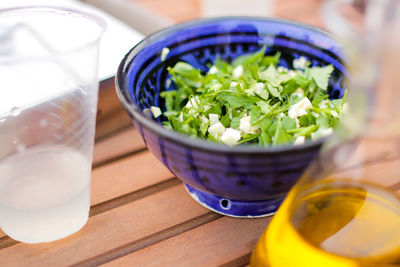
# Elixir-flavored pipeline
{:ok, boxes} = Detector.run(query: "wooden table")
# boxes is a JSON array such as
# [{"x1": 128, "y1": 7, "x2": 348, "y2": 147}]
[{"x1": 0, "y1": 1, "x2": 384, "y2": 266}]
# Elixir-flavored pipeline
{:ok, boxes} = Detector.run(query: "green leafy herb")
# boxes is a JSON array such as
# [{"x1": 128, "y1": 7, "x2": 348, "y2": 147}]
[
  {"x1": 308, "y1": 64, "x2": 334, "y2": 91},
  {"x1": 152, "y1": 48, "x2": 346, "y2": 146}
]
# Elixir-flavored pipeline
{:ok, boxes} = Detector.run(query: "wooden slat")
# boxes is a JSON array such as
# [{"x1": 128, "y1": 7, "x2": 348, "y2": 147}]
[
  {"x1": 97, "y1": 79, "x2": 123, "y2": 124},
  {"x1": 95, "y1": 109, "x2": 133, "y2": 142},
  {"x1": 90, "y1": 178, "x2": 181, "y2": 217},
  {"x1": 103, "y1": 216, "x2": 271, "y2": 267},
  {"x1": 219, "y1": 254, "x2": 252, "y2": 267},
  {"x1": 96, "y1": 79, "x2": 133, "y2": 140},
  {"x1": 91, "y1": 150, "x2": 173, "y2": 206},
  {"x1": 78, "y1": 212, "x2": 222, "y2": 266},
  {"x1": 93, "y1": 127, "x2": 145, "y2": 166},
  {"x1": 0, "y1": 185, "x2": 210, "y2": 266}
]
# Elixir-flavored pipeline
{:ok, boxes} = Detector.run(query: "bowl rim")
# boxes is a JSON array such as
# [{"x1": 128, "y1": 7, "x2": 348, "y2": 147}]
[{"x1": 116, "y1": 16, "x2": 342, "y2": 154}]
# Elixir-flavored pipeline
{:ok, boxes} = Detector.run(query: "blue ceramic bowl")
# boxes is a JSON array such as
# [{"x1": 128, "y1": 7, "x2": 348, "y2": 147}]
[{"x1": 116, "y1": 17, "x2": 346, "y2": 217}]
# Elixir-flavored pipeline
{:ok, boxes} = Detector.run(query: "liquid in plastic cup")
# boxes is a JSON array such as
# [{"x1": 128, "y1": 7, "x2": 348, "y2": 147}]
[{"x1": 0, "y1": 6, "x2": 105, "y2": 244}]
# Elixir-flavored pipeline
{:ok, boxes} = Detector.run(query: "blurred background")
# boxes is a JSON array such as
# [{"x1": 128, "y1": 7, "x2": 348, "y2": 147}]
[
  {"x1": 83, "y1": 0, "x2": 365, "y2": 34},
  {"x1": 0, "y1": 0, "x2": 365, "y2": 139}
]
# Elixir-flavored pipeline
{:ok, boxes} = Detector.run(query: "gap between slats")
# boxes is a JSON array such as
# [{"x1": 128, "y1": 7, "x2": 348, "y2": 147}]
[
  {"x1": 219, "y1": 254, "x2": 251, "y2": 267},
  {"x1": 73, "y1": 212, "x2": 222, "y2": 267},
  {"x1": 95, "y1": 124, "x2": 133, "y2": 145},
  {"x1": 93, "y1": 147, "x2": 148, "y2": 169},
  {"x1": 89, "y1": 178, "x2": 181, "y2": 217},
  {"x1": 92, "y1": 126, "x2": 146, "y2": 167},
  {"x1": 101, "y1": 215, "x2": 270, "y2": 267}
]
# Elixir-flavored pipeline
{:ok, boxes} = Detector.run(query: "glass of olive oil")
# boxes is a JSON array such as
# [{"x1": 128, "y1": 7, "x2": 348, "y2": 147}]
[{"x1": 251, "y1": 0, "x2": 400, "y2": 266}]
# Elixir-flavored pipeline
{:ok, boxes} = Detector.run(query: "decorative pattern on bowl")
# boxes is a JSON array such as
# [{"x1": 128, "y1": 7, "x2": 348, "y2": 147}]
[{"x1": 116, "y1": 17, "x2": 346, "y2": 217}]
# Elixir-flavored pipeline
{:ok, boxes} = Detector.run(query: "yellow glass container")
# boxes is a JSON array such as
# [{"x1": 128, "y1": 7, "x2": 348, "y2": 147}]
[{"x1": 251, "y1": 0, "x2": 400, "y2": 266}]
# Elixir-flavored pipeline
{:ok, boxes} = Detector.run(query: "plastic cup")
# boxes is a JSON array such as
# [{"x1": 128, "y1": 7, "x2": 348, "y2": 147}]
[{"x1": 0, "y1": 6, "x2": 105, "y2": 243}]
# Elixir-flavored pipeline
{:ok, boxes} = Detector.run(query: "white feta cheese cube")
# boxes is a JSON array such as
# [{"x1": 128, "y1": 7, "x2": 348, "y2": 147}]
[
  {"x1": 185, "y1": 101, "x2": 196, "y2": 115},
  {"x1": 203, "y1": 104, "x2": 211, "y2": 112},
  {"x1": 220, "y1": 128, "x2": 241, "y2": 146},
  {"x1": 293, "y1": 88, "x2": 304, "y2": 97},
  {"x1": 276, "y1": 112, "x2": 285, "y2": 119},
  {"x1": 277, "y1": 66, "x2": 288, "y2": 72},
  {"x1": 239, "y1": 115, "x2": 251, "y2": 133},
  {"x1": 293, "y1": 56, "x2": 308, "y2": 69},
  {"x1": 233, "y1": 65, "x2": 243, "y2": 78},
  {"x1": 209, "y1": 113, "x2": 219, "y2": 125},
  {"x1": 288, "y1": 97, "x2": 312, "y2": 119},
  {"x1": 254, "y1": 82, "x2": 265, "y2": 95},
  {"x1": 230, "y1": 81, "x2": 238, "y2": 87},
  {"x1": 200, "y1": 115, "x2": 209, "y2": 124},
  {"x1": 294, "y1": 135, "x2": 305, "y2": 145},
  {"x1": 239, "y1": 115, "x2": 259, "y2": 134},
  {"x1": 208, "y1": 121, "x2": 225, "y2": 139},
  {"x1": 288, "y1": 70, "x2": 297, "y2": 77},
  {"x1": 312, "y1": 112, "x2": 320, "y2": 118},
  {"x1": 330, "y1": 110, "x2": 339, "y2": 118},
  {"x1": 150, "y1": 106, "x2": 162, "y2": 118},
  {"x1": 160, "y1": 47, "x2": 169, "y2": 62},
  {"x1": 185, "y1": 100, "x2": 193, "y2": 109},
  {"x1": 319, "y1": 100, "x2": 330, "y2": 109},
  {"x1": 186, "y1": 96, "x2": 199, "y2": 109},
  {"x1": 210, "y1": 83, "x2": 222, "y2": 91},
  {"x1": 208, "y1": 65, "x2": 218, "y2": 74}
]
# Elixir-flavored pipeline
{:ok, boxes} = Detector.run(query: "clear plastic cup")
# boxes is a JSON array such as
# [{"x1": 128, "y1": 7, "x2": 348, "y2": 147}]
[{"x1": 0, "y1": 6, "x2": 105, "y2": 243}]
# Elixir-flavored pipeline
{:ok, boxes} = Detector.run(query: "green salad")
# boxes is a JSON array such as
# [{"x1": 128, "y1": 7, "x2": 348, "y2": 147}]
[{"x1": 150, "y1": 47, "x2": 347, "y2": 147}]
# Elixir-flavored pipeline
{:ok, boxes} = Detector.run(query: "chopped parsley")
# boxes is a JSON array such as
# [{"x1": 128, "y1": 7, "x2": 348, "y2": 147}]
[{"x1": 152, "y1": 46, "x2": 346, "y2": 147}]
